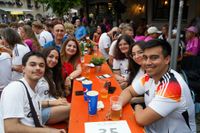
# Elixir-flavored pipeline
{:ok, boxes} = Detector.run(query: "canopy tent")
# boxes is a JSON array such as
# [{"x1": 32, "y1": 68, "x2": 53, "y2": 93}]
[{"x1": 0, "y1": 8, "x2": 32, "y2": 15}]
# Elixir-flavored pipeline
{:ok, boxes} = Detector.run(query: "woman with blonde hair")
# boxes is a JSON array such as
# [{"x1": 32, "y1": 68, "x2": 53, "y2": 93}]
[
  {"x1": 60, "y1": 37, "x2": 82, "y2": 102},
  {"x1": 64, "y1": 22, "x2": 75, "y2": 38}
]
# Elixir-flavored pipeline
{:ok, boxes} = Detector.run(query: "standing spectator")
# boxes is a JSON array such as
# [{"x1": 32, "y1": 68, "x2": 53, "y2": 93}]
[
  {"x1": 37, "y1": 47, "x2": 70, "y2": 125},
  {"x1": 0, "y1": 51, "x2": 66, "y2": 132},
  {"x1": 60, "y1": 37, "x2": 82, "y2": 102},
  {"x1": 74, "y1": 19, "x2": 87, "y2": 41},
  {"x1": 71, "y1": 12, "x2": 79, "y2": 24},
  {"x1": 134, "y1": 26, "x2": 146, "y2": 42},
  {"x1": 32, "y1": 21, "x2": 53, "y2": 47},
  {"x1": 120, "y1": 39, "x2": 196, "y2": 133},
  {"x1": 184, "y1": 26, "x2": 200, "y2": 56},
  {"x1": 144, "y1": 26, "x2": 161, "y2": 42},
  {"x1": 92, "y1": 25, "x2": 102, "y2": 46},
  {"x1": 99, "y1": 27, "x2": 119, "y2": 62},
  {"x1": 1, "y1": 28, "x2": 30, "y2": 81},
  {"x1": 159, "y1": 24, "x2": 169, "y2": 41},
  {"x1": 44, "y1": 23, "x2": 65, "y2": 52},
  {"x1": 19, "y1": 25, "x2": 42, "y2": 51}
]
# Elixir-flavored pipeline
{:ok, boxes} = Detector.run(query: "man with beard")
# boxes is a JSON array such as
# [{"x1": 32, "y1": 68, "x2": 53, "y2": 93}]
[{"x1": 120, "y1": 39, "x2": 196, "y2": 133}]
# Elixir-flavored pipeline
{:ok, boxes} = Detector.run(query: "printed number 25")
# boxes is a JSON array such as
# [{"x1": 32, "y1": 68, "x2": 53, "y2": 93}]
[{"x1": 99, "y1": 128, "x2": 118, "y2": 133}]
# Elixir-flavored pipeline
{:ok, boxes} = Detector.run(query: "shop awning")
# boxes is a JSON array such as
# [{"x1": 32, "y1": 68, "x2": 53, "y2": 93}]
[{"x1": 0, "y1": 8, "x2": 32, "y2": 15}]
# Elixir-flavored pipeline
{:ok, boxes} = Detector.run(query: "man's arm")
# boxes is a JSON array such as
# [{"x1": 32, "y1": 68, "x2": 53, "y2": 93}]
[
  {"x1": 120, "y1": 85, "x2": 139, "y2": 106},
  {"x1": 4, "y1": 118, "x2": 66, "y2": 133},
  {"x1": 134, "y1": 105, "x2": 163, "y2": 126}
]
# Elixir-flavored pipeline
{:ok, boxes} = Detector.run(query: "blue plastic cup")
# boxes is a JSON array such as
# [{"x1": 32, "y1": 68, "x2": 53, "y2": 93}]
[
  {"x1": 82, "y1": 80, "x2": 92, "y2": 91},
  {"x1": 83, "y1": 87, "x2": 88, "y2": 101},
  {"x1": 87, "y1": 90, "x2": 98, "y2": 115}
]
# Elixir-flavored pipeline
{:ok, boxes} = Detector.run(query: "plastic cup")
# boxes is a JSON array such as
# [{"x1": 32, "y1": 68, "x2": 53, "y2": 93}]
[
  {"x1": 100, "y1": 88, "x2": 108, "y2": 99},
  {"x1": 82, "y1": 80, "x2": 92, "y2": 91},
  {"x1": 83, "y1": 87, "x2": 88, "y2": 101},
  {"x1": 110, "y1": 96, "x2": 122, "y2": 120},
  {"x1": 87, "y1": 90, "x2": 99, "y2": 115}
]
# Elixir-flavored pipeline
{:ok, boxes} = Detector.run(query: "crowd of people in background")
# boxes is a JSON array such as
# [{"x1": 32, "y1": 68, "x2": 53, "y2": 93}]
[{"x1": 0, "y1": 14, "x2": 200, "y2": 132}]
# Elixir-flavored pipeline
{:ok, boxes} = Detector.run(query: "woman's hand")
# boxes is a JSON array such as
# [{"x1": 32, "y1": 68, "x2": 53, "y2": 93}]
[
  {"x1": 50, "y1": 98, "x2": 69, "y2": 106},
  {"x1": 65, "y1": 77, "x2": 72, "y2": 88}
]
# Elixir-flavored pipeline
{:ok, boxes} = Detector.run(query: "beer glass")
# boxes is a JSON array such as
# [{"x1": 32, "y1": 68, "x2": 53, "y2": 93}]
[{"x1": 110, "y1": 96, "x2": 122, "y2": 120}]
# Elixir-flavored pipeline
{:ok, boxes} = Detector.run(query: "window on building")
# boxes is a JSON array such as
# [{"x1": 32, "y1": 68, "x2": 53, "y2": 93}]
[{"x1": 152, "y1": 0, "x2": 189, "y2": 21}]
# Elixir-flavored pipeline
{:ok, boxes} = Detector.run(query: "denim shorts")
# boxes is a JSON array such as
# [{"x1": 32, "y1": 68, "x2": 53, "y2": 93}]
[{"x1": 42, "y1": 107, "x2": 51, "y2": 124}]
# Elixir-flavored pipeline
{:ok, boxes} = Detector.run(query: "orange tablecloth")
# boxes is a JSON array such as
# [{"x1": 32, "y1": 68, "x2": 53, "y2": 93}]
[{"x1": 68, "y1": 53, "x2": 144, "y2": 133}]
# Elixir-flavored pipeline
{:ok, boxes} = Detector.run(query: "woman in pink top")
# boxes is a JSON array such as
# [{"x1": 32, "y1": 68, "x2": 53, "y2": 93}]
[
  {"x1": 185, "y1": 26, "x2": 200, "y2": 56},
  {"x1": 19, "y1": 25, "x2": 41, "y2": 51}
]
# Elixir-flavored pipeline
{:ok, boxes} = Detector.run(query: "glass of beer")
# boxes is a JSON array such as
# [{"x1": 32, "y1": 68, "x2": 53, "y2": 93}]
[{"x1": 110, "y1": 96, "x2": 122, "y2": 120}]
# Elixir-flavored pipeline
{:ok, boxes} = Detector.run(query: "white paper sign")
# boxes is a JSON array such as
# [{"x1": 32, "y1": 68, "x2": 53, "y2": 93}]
[{"x1": 84, "y1": 120, "x2": 131, "y2": 133}]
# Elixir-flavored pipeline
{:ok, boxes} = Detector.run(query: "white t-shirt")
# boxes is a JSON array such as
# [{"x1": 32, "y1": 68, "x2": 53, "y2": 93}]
[
  {"x1": 0, "y1": 78, "x2": 42, "y2": 127},
  {"x1": 12, "y1": 44, "x2": 30, "y2": 81},
  {"x1": 112, "y1": 58, "x2": 129, "y2": 80},
  {"x1": 99, "y1": 33, "x2": 111, "y2": 60},
  {"x1": 36, "y1": 77, "x2": 55, "y2": 101},
  {"x1": 131, "y1": 68, "x2": 145, "y2": 85},
  {"x1": 108, "y1": 40, "x2": 117, "y2": 56},
  {"x1": 0, "y1": 52, "x2": 11, "y2": 90},
  {"x1": 39, "y1": 30, "x2": 53, "y2": 47},
  {"x1": 132, "y1": 69, "x2": 196, "y2": 133}
]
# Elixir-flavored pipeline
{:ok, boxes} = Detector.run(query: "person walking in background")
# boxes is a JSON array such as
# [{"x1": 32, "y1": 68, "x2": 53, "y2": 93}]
[{"x1": 120, "y1": 39, "x2": 196, "y2": 133}]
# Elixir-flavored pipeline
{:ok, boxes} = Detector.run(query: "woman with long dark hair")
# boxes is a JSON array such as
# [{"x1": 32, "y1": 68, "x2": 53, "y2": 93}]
[
  {"x1": 37, "y1": 47, "x2": 70, "y2": 125},
  {"x1": 113, "y1": 35, "x2": 134, "y2": 89}
]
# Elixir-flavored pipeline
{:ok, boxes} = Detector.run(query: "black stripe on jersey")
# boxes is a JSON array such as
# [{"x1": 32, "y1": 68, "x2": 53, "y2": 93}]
[{"x1": 182, "y1": 110, "x2": 191, "y2": 130}]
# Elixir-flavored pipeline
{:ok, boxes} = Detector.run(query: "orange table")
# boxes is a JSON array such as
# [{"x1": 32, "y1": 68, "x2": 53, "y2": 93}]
[{"x1": 68, "y1": 54, "x2": 144, "y2": 133}]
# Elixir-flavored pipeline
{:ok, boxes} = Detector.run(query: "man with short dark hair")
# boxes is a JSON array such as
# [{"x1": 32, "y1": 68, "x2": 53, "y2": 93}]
[
  {"x1": 0, "y1": 51, "x2": 66, "y2": 133},
  {"x1": 120, "y1": 39, "x2": 196, "y2": 133}
]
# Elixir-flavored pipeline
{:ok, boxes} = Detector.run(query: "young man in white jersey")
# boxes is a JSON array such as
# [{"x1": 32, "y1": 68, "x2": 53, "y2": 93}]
[
  {"x1": 0, "y1": 51, "x2": 66, "y2": 133},
  {"x1": 120, "y1": 39, "x2": 196, "y2": 133}
]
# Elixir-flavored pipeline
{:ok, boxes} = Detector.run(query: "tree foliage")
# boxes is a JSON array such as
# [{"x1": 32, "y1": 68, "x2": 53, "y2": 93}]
[{"x1": 37, "y1": 0, "x2": 81, "y2": 17}]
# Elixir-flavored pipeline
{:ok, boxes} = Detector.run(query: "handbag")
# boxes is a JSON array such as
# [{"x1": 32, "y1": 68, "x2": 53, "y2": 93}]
[{"x1": 18, "y1": 80, "x2": 43, "y2": 127}]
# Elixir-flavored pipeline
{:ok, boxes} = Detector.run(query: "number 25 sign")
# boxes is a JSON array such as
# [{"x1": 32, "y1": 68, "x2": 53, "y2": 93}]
[{"x1": 84, "y1": 120, "x2": 131, "y2": 133}]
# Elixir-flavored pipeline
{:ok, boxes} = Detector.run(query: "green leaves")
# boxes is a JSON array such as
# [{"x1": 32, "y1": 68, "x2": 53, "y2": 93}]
[
  {"x1": 37, "y1": 0, "x2": 81, "y2": 17},
  {"x1": 90, "y1": 57, "x2": 105, "y2": 66}
]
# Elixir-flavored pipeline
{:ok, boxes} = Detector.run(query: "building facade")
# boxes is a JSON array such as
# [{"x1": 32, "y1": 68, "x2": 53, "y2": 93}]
[{"x1": 0, "y1": 0, "x2": 53, "y2": 23}]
